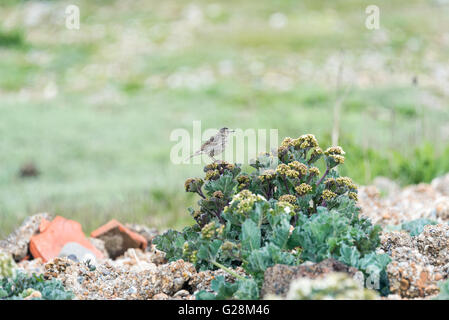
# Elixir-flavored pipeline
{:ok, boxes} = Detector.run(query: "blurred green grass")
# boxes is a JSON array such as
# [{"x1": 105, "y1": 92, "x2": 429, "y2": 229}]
[{"x1": 1, "y1": 0, "x2": 449, "y2": 237}]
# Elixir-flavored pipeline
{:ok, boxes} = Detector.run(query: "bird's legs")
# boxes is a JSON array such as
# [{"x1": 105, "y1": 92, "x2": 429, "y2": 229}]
[{"x1": 209, "y1": 154, "x2": 226, "y2": 164}]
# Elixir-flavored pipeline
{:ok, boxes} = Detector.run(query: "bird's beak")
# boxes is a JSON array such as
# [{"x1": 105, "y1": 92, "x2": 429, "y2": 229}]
[{"x1": 230, "y1": 130, "x2": 235, "y2": 133}]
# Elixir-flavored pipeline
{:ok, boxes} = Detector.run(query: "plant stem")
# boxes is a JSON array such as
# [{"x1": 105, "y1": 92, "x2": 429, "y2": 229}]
[
  {"x1": 211, "y1": 261, "x2": 247, "y2": 281},
  {"x1": 316, "y1": 166, "x2": 330, "y2": 186},
  {"x1": 197, "y1": 188, "x2": 206, "y2": 199},
  {"x1": 282, "y1": 177, "x2": 290, "y2": 194}
]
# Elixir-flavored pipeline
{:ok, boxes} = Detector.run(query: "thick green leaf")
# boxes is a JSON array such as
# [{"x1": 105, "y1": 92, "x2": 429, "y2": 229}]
[
  {"x1": 241, "y1": 219, "x2": 261, "y2": 251},
  {"x1": 401, "y1": 218, "x2": 437, "y2": 236}
]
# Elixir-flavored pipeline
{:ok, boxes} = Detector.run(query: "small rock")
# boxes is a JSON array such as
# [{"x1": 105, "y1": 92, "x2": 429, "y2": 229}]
[
  {"x1": 58, "y1": 242, "x2": 97, "y2": 264},
  {"x1": 373, "y1": 177, "x2": 400, "y2": 197},
  {"x1": 23, "y1": 288, "x2": 43, "y2": 300},
  {"x1": 67, "y1": 254, "x2": 78, "y2": 262},
  {"x1": 432, "y1": 173, "x2": 449, "y2": 196},
  {"x1": 89, "y1": 237, "x2": 109, "y2": 259},
  {"x1": 173, "y1": 289, "x2": 190, "y2": 298},
  {"x1": 261, "y1": 258, "x2": 359, "y2": 298},
  {"x1": 189, "y1": 267, "x2": 246, "y2": 293},
  {"x1": 381, "y1": 225, "x2": 449, "y2": 298},
  {"x1": 268, "y1": 272, "x2": 378, "y2": 300},
  {"x1": 435, "y1": 273, "x2": 444, "y2": 281},
  {"x1": 0, "y1": 213, "x2": 52, "y2": 261},
  {"x1": 17, "y1": 257, "x2": 45, "y2": 276},
  {"x1": 152, "y1": 293, "x2": 169, "y2": 300}
]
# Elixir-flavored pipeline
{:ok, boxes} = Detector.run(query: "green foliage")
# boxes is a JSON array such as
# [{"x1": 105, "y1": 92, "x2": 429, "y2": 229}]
[
  {"x1": 196, "y1": 276, "x2": 259, "y2": 300},
  {"x1": 401, "y1": 218, "x2": 437, "y2": 236},
  {"x1": 339, "y1": 244, "x2": 391, "y2": 296},
  {"x1": 390, "y1": 143, "x2": 449, "y2": 185},
  {"x1": 154, "y1": 134, "x2": 389, "y2": 299},
  {"x1": 332, "y1": 136, "x2": 449, "y2": 187},
  {"x1": 0, "y1": 252, "x2": 16, "y2": 279},
  {"x1": 434, "y1": 279, "x2": 449, "y2": 300},
  {"x1": 0, "y1": 28, "x2": 25, "y2": 48},
  {"x1": 0, "y1": 270, "x2": 74, "y2": 300},
  {"x1": 384, "y1": 218, "x2": 439, "y2": 236},
  {"x1": 294, "y1": 205, "x2": 383, "y2": 262}
]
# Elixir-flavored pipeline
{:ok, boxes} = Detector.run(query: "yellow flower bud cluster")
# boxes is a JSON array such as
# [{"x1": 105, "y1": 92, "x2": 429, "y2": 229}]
[
  {"x1": 281, "y1": 137, "x2": 294, "y2": 147},
  {"x1": 289, "y1": 161, "x2": 308, "y2": 176},
  {"x1": 295, "y1": 183, "x2": 313, "y2": 196},
  {"x1": 217, "y1": 224, "x2": 225, "y2": 236},
  {"x1": 182, "y1": 242, "x2": 198, "y2": 264},
  {"x1": 224, "y1": 163, "x2": 235, "y2": 171},
  {"x1": 221, "y1": 241, "x2": 234, "y2": 251},
  {"x1": 279, "y1": 194, "x2": 297, "y2": 204},
  {"x1": 324, "y1": 146, "x2": 345, "y2": 156},
  {"x1": 213, "y1": 191, "x2": 224, "y2": 199},
  {"x1": 277, "y1": 145, "x2": 289, "y2": 158},
  {"x1": 277, "y1": 201, "x2": 296, "y2": 216},
  {"x1": 184, "y1": 178, "x2": 204, "y2": 192},
  {"x1": 204, "y1": 162, "x2": 236, "y2": 176},
  {"x1": 184, "y1": 178, "x2": 195, "y2": 191},
  {"x1": 204, "y1": 163, "x2": 219, "y2": 171},
  {"x1": 348, "y1": 192, "x2": 358, "y2": 201},
  {"x1": 201, "y1": 221, "x2": 222, "y2": 239},
  {"x1": 336, "y1": 177, "x2": 358, "y2": 192},
  {"x1": 228, "y1": 190, "x2": 266, "y2": 216},
  {"x1": 259, "y1": 169, "x2": 276, "y2": 182},
  {"x1": 237, "y1": 175, "x2": 250, "y2": 190},
  {"x1": 292, "y1": 134, "x2": 319, "y2": 150},
  {"x1": 205, "y1": 169, "x2": 220, "y2": 181},
  {"x1": 322, "y1": 189, "x2": 337, "y2": 201},
  {"x1": 309, "y1": 147, "x2": 324, "y2": 163},
  {"x1": 192, "y1": 210, "x2": 201, "y2": 218},
  {"x1": 331, "y1": 155, "x2": 345, "y2": 164},
  {"x1": 276, "y1": 134, "x2": 331, "y2": 165},
  {"x1": 324, "y1": 146, "x2": 346, "y2": 166},
  {"x1": 324, "y1": 177, "x2": 358, "y2": 200},
  {"x1": 276, "y1": 164, "x2": 290, "y2": 175},
  {"x1": 309, "y1": 167, "x2": 320, "y2": 176},
  {"x1": 286, "y1": 169, "x2": 299, "y2": 178}
]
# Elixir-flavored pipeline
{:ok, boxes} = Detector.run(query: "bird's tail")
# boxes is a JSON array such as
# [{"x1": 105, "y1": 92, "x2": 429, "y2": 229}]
[{"x1": 185, "y1": 150, "x2": 202, "y2": 162}]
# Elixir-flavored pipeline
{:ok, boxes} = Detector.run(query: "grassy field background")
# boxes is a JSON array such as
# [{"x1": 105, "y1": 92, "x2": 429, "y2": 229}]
[{"x1": 1, "y1": 0, "x2": 449, "y2": 237}]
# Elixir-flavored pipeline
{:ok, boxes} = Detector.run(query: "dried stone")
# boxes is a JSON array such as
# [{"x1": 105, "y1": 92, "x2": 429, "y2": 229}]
[
  {"x1": 173, "y1": 289, "x2": 190, "y2": 298},
  {"x1": 269, "y1": 272, "x2": 378, "y2": 300},
  {"x1": 152, "y1": 293, "x2": 169, "y2": 300},
  {"x1": 89, "y1": 237, "x2": 109, "y2": 259},
  {"x1": 381, "y1": 224, "x2": 449, "y2": 298},
  {"x1": 41, "y1": 255, "x2": 198, "y2": 300},
  {"x1": 0, "y1": 213, "x2": 52, "y2": 261},
  {"x1": 189, "y1": 267, "x2": 246, "y2": 293},
  {"x1": 261, "y1": 258, "x2": 359, "y2": 298},
  {"x1": 431, "y1": 173, "x2": 449, "y2": 196}
]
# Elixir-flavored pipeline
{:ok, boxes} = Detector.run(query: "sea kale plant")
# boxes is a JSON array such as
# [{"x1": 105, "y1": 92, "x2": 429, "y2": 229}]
[
  {"x1": 154, "y1": 134, "x2": 390, "y2": 299},
  {"x1": 0, "y1": 271, "x2": 74, "y2": 300},
  {"x1": 0, "y1": 252, "x2": 73, "y2": 300}
]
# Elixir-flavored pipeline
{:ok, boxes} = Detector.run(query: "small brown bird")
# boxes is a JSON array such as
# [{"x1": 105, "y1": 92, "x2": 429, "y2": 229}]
[{"x1": 187, "y1": 127, "x2": 235, "y2": 162}]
